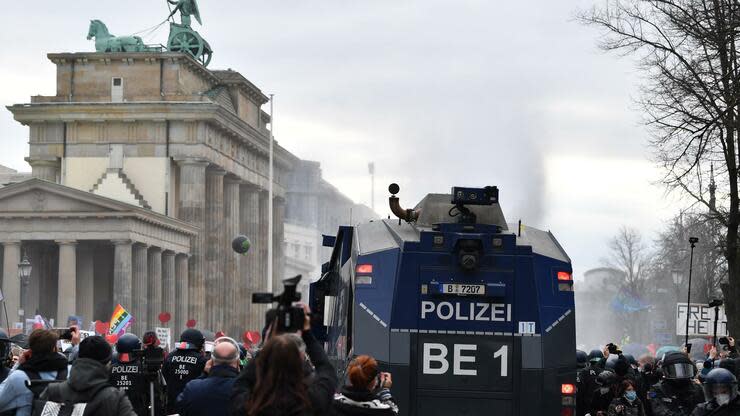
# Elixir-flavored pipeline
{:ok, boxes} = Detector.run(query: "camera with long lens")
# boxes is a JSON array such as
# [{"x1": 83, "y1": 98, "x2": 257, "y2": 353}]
[
  {"x1": 132, "y1": 346, "x2": 165, "y2": 380},
  {"x1": 252, "y1": 274, "x2": 305, "y2": 334}
]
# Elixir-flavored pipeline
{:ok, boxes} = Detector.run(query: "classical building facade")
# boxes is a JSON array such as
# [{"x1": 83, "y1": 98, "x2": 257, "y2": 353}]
[{"x1": 3, "y1": 51, "x2": 297, "y2": 336}]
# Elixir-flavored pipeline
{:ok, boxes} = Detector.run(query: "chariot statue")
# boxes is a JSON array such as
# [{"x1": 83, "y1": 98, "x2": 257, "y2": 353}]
[{"x1": 86, "y1": 0, "x2": 213, "y2": 67}]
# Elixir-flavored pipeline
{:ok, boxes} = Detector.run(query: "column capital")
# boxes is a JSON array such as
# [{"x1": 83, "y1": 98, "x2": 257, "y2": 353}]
[
  {"x1": 24, "y1": 157, "x2": 60, "y2": 167},
  {"x1": 207, "y1": 167, "x2": 227, "y2": 177},
  {"x1": 133, "y1": 242, "x2": 149, "y2": 249},
  {"x1": 55, "y1": 240, "x2": 78, "y2": 246},
  {"x1": 173, "y1": 157, "x2": 209, "y2": 167},
  {"x1": 176, "y1": 252, "x2": 191, "y2": 259},
  {"x1": 111, "y1": 239, "x2": 133, "y2": 246},
  {"x1": 224, "y1": 175, "x2": 244, "y2": 185},
  {"x1": 162, "y1": 250, "x2": 177, "y2": 258},
  {"x1": 1, "y1": 241, "x2": 21, "y2": 247},
  {"x1": 148, "y1": 246, "x2": 163, "y2": 253}
]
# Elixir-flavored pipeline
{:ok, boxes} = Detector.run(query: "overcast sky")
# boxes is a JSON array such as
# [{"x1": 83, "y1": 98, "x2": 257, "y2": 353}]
[{"x1": 0, "y1": 0, "x2": 685, "y2": 275}]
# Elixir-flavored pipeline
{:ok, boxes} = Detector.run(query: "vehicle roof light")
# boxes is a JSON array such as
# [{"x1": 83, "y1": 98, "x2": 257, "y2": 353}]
[
  {"x1": 356, "y1": 264, "x2": 373, "y2": 274},
  {"x1": 557, "y1": 271, "x2": 572, "y2": 282}
]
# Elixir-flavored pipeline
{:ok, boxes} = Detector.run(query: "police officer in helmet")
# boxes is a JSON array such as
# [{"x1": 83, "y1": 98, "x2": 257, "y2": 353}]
[
  {"x1": 161, "y1": 328, "x2": 207, "y2": 414},
  {"x1": 648, "y1": 352, "x2": 704, "y2": 416},
  {"x1": 577, "y1": 349, "x2": 604, "y2": 416},
  {"x1": 590, "y1": 369, "x2": 617, "y2": 416},
  {"x1": 692, "y1": 368, "x2": 740, "y2": 415},
  {"x1": 111, "y1": 333, "x2": 148, "y2": 416},
  {"x1": 0, "y1": 330, "x2": 11, "y2": 384}
]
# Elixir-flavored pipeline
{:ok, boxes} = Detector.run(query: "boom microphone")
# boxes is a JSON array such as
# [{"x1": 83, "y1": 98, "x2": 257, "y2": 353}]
[{"x1": 232, "y1": 235, "x2": 252, "y2": 254}]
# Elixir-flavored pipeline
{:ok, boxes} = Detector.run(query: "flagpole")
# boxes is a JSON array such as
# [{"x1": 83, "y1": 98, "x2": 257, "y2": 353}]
[{"x1": 267, "y1": 94, "x2": 274, "y2": 293}]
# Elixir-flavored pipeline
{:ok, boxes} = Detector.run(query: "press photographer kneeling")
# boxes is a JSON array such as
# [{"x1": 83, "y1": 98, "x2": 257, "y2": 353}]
[{"x1": 229, "y1": 275, "x2": 338, "y2": 416}]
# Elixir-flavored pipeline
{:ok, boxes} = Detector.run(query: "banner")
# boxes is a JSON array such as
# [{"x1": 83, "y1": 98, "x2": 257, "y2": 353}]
[
  {"x1": 155, "y1": 327, "x2": 171, "y2": 351},
  {"x1": 676, "y1": 303, "x2": 728, "y2": 337},
  {"x1": 109, "y1": 304, "x2": 133, "y2": 335}
]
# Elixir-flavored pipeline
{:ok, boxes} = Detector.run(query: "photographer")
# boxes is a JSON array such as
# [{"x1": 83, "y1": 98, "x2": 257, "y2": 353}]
[
  {"x1": 111, "y1": 334, "x2": 148, "y2": 416},
  {"x1": 161, "y1": 329, "x2": 207, "y2": 415},
  {"x1": 177, "y1": 337, "x2": 241, "y2": 416},
  {"x1": 333, "y1": 355, "x2": 399, "y2": 415},
  {"x1": 230, "y1": 304, "x2": 338, "y2": 416}
]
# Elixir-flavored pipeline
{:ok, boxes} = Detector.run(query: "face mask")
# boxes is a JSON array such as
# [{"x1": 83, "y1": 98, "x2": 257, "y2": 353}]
[
  {"x1": 600, "y1": 387, "x2": 610, "y2": 395},
  {"x1": 716, "y1": 394, "x2": 731, "y2": 406},
  {"x1": 625, "y1": 391, "x2": 637, "y2": 401}
]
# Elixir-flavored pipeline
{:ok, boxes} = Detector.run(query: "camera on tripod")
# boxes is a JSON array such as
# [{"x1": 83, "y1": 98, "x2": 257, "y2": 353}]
[
  {"x1": 132, "y1": 345, "x2": 165, "y2": 381},
  {"x1": 252, "y1": 275, "x2": 305, "y2": 334}
]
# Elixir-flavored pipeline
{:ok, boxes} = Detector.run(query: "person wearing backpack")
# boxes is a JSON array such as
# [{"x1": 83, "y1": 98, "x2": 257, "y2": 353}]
[
  {"x1": 0, "y1": 329, "x2": 68, "y2": 416},
  {"x1": 39, "y1": 336, "x2": 136, "y2": 416}
]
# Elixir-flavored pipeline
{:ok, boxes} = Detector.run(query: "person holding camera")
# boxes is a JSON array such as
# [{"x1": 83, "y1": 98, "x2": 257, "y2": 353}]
[
  {"x1": 647, "y1": 352, "x2": 704, "y2": 416},
  {"x1": 230, "y1": 304, "x2": 338, "y2": 416},
  {"x1": 161, "y1": 328, "x2": 207, "y2": 415},
  {"x1": 176, "y1": 337, "x2": 241, "y2": 416},
  {"x1": 0, "y1": 329, "x2": 68, "y2": 416},
  {"x1": 111, "y1": 334, "x2": 148, "y2": 416},
  {"x1": 40, "y1": 335, "x2": 137, "y2": 416},
  {"x1": 333, "y1": 355, "x2": 399, "y2": 416}
]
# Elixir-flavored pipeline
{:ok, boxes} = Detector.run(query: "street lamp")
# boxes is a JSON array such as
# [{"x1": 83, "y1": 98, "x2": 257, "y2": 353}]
[
  {"x1": 17, "y1": 254, "x2": 32, "y2": 328},
  {"x1": 684, "y1": 237, "x2": 699, "y2": 350}
]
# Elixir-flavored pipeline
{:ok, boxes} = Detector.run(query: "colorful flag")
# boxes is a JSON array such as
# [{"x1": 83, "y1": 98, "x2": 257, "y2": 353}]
[{"x1": 108, "y1": 304, "x2": 133, "y2": 335}]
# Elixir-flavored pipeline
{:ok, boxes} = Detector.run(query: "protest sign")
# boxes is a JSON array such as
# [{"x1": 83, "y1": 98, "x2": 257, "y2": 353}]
[
  {"x1": 155, "y1": 327, "x2": 171, "y2": 350},
  {"x1": 676, "y1": 302, "x2": 728, "y2": 336}
]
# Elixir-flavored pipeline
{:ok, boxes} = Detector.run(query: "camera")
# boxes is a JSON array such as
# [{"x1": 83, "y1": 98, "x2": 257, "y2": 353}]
[
  {"x1": 53, "y1": 327, "x2": 75, "y2": 341},
  {"x1": 719, "y1": 337, "x2": 730, "y2": 345},
  {"x1": 132, "y1": 345, "x2": 165, "y2": 381},
  {"x1": 253, "y1": 275, "x2": 305, "y2": 334},
  {"x1": 451, "y1": 186, "x2": 499, "y2": 206}
]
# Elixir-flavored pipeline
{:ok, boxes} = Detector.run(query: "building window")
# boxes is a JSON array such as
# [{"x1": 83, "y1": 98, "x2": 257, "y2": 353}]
[{"x1": 111, "y1": 77, "x2": 123, "y2": 103}]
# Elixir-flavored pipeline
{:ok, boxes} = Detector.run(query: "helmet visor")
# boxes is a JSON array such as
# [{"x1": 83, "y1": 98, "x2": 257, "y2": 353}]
[
  {"x1": 702, "y1": 383, "x2": 738, "y2": 403},
  {"x1": 664, "y1": 363, "x2": 696, "y2": 379}
]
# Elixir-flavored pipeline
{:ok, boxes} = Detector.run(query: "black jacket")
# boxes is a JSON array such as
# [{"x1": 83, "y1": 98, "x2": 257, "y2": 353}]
[
  {"x1": 230, "y1": 331, "x2": 338, "y2": 416},
  {"x1": 161, "y1": 348, "x2": 207, "y2": 414},
  {"x1": 333, "y1": 386, "x2": 399, "y2": 416},
  {"x1": 41, "y1": 358, "x2": 137, "y2": 416},
  {"x1": 691, "y1": 396, "x2": 740, "y2": 416},
  {"x1": 177, "y1": 365, "x2": 239, "y2": 416}
]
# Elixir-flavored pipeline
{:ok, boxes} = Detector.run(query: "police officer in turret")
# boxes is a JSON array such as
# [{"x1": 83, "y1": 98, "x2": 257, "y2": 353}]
[
  {"x1": 647, "y1": 352, "x2": 704, "y2": 416},
  {"x1": 161, "y1": 328, "x2": 207, "y2": 415},
  {"x1": 691, "y1": 368, "x2": 740, "y2": 416},
  {"x1": 111, "y1": 333, "x2": 148, "y2": 416}
]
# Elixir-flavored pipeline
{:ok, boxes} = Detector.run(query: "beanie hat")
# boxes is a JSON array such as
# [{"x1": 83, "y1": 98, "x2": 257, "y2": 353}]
[{"x1": 79, "y1": 336, "x2": 113, "y2": 364}]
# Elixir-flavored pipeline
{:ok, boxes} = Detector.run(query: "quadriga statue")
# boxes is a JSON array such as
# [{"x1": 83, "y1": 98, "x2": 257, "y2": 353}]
[{"x1": 87, "y1": 20, "x2": 155, "y2": 53}]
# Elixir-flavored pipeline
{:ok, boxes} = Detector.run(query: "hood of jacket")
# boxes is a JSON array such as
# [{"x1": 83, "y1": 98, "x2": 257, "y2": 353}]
[{"x1": 66, "y1": 358, "x2": 111, "y2": 393}]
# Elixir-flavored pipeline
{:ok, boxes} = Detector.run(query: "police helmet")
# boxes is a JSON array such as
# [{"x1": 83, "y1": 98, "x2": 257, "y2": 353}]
[
  {"x1": 588, "y1": 349, "x2": 604, "y2": 364},
  {"x1": 702, "y1": 368, "x2": 738, "y2": 405},
  {"x1": 623, "y1": 354, "x2": 637, "y2": 367},
  {"x1": 577, "y1": 350, "x2": 588, "y2": 368},
  {"x1": 596, "y1": 370, "x2": 617, "y2": 387},
  {"x1": 115, "y1": 334, "x2": 141, "y2": 363},
  {"x1": 178, "y1": 328, "x2": 205, "y2": 350},
  {"x1": 661, "y1": 352, "x2": 697, "y2": 380},
  {"x1": 605, "y1": 354, "x2": 619, "y2": 370}
]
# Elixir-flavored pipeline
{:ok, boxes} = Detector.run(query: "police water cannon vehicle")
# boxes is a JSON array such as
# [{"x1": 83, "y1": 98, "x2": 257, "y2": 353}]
[{"x1": 310, "y1": 184, "x2": 576, "y2": 416}]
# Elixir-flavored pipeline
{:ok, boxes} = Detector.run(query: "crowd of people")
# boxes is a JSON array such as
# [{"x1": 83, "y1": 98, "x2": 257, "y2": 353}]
[
  {"x1": 0, "y1": 304, "x2": 399, "y2": 416},
  {"x1": 577, "y1": 339, "x2": 740, "y2": 416}
]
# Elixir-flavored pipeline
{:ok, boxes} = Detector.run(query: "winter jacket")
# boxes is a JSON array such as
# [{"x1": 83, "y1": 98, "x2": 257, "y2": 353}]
[
  {"x1": 0, "y1": 352, "x2": 68, "y2": 416},
  {"x1": 230, "y1": 331, "x2": 338, "y2": 416},
  {"x1": 41, "y1": 358, "x2": 136, "y2": 416},
  {"x1": 333, "y1": 386, "x2": 399, "y2": 416},
  {"x1": 177, "y1": 364, "x2": 239, "y2": 416},
  {"x1": 607, "y1": 396, "x2": 645, "y2": 416},
  {"x1": 691, "y1": 396, "x2": 740, "y2": 416},
  {"x1": 162, "y1": 348, "x2": 207, "y2": 414}
]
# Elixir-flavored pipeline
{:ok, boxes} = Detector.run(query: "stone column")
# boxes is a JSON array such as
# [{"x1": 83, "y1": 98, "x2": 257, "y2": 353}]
[
  {"x1": 56, "y1": 240, "x2": 77, "y2": 324},
  {"x1": 75, "y1": 245, "x2": 95, "y2": 326},
  {"x1": 272, "y1": 197, "x2": 286, "y2": 291},
  {"x1": 112, "y1": 240, "x2": 133, "y2": 315},
  {"x1": 175, "y1": 254, "x2": 189, "y2": 333},
  {"x1": 1, "y1": 242, "x2": 21, "y2": 326},
  {"x1": 205, "y1": 167, "x2": 226, "y2": 331},
  {"x1": 240, "y1": 184, "x2": 261, "y2": 332},
  {"x1": 175, "y1": 158, "x2": 208, "y2": 328},
  {"x1": 131, "y1": 243, "x2": 148, "y2": 334},
  {"x1": 223, "y1": 176, "x2": 241, "y2": 336},
  {"x1": 161, "y1": 251, "x2": 176, "y2": 340},
  {"x1": 27, "y1": 158, "x2": 59, "y2": 183},
  {"x1": 147, "y1": 247, "x2": 162, "y2": 331}
]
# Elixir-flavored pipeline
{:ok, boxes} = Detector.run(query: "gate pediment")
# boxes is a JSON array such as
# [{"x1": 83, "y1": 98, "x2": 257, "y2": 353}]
[{"x1": 0, "y1": 178, "x2": 133, "y2": 213}]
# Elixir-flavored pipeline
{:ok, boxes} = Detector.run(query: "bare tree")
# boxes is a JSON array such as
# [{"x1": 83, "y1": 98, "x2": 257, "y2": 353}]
[
  {"x1": 606, "y1": 226, "x2": 651, "y2": 294},
  {"x1": 580, "y1": 0, "x2": 740, "y2": 335}
]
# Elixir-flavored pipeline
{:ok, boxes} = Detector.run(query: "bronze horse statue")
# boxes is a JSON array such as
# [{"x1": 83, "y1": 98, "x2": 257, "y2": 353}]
[{"x1": 87, "y1": 20, "x2": 154, "y2": 53}]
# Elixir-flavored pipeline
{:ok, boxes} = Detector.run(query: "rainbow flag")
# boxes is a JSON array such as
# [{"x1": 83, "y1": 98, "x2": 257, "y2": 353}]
[{"x1": 109, "y1": 304, "x2": 133, "y2": 335}]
